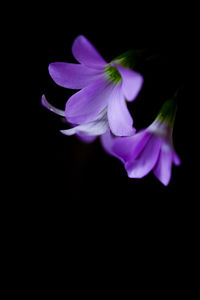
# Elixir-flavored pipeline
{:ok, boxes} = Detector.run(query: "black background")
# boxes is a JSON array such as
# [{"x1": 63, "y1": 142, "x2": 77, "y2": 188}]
[
  {"x1": 22, "y1": 3, "x2": 196, "y2": 225},
  {"x1": 31, "y1": 6, "x2": 193, "y2": 197},
  {"x1": 10, "y1": 2, "x2": 198, "y2": 288}
]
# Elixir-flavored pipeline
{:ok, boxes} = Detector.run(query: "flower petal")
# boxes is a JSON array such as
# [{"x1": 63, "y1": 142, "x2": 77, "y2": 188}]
[
  {"x1": 77, "y1": 134, "x2": 97, "y2": 143},
  {"x1": 107, "y1": 84, "x2": 135, "y2": 136},
  {"x1": 125, "y1": 135, "x2": 161, "y2": 178},
  {"x1": 172, "y1": 151, "x2": 181, "y2": 166},
  {"x1": 72, "y1": 35, "x2": 107, "y2": 69},
  {"x1": 48, "y1": 62, "x2": 102, "y2": 89},
  {"x1": 65, "y1": 77, "x2": 112, "y2": 125},
  {"x1": 41, "y1": 94, "x2": 65, "y2": 117},
  {"x1": 112, "y1": 130, "x2": 151, "y2": 163},
  {"x1": 153, "y1": 147, "x2": 173, "y2": 186},
  {"x1": 115, "y1": 65, "x2": 143, "y2": 101},
  {"x1": 100, "y1": 130, "x2": 121, "y2": 159},
  {"x1": 61, "y1": 108, "x2": 109, "y2": 136}
]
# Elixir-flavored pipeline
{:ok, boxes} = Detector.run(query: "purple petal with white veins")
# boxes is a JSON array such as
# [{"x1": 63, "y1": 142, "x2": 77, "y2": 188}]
[
  {"x1": 153, "y1": 147, "x2": 173, "y2": 186},
  {"x1": 41, "y1": 94, "x2": 65, "y2": 117},
  {"x1": 61, "y1": 108, "x2": 109, "y2": 137},
  {"x1": 125, "y1": 135, "x2": 161, "y2": 178},
  {"x1": 112, "y1": 130, "x2": 151, "y2": 163},
  {"x1": 107, "y1": 84, "x2": 135, "y2": 136},
  {"x1": 48, "y1": 62, "x2": 102, "y2": 89},
  {"x1": 115, "y1": 65, "x2": 144, "y2": 101},
  {"x1": 72, "y1": 35, "x2": 107, "y2": 69},
  {"x1": 65, "y1": 77, "x2": 113, "y2": 125}
]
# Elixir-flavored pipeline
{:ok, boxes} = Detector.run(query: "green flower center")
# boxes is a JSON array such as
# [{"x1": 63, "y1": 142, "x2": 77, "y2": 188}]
[{"x1": 104, "y1": 65, "x2": 122, "y2": 84}]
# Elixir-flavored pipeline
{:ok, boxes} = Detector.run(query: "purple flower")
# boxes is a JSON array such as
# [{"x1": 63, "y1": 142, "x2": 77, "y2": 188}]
[
  {"x1": 101, "y1": 99, "x2": 181, "y2": 186},
  {"x1": 47, "y1": 35, "x2": 143, "y2": 137},
  {"x1": 41, "y1": 94, "x2": 109, "y2": 142}
]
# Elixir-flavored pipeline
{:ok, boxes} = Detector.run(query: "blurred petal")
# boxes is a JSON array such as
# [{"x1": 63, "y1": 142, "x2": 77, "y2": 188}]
[
  {"x1": 116, "y1": 65, "x2": 143, "y2": 101},
  {"x1": 41, "y1": 94, "x2": 65, "y2": 117},
  {"x1": 107, "y1": 84, "x2": 135, "y2": 136},
  {"x1": 173, "y1": 151, "x2": 181, "y2": 166},
  {"x1": 77, "y1": 134, "x2": 97, "y2": 143},
  {"x1": 72, "y1": 35, "x2": 107, "y2": 68},
  {"x1": 100, "y1": 130, "x2": 121, "y2": 159},
  {"x1": 65, "y1": 77, "x2": 112, "y2": 124},
  {"x1": 48, "y1": 62, "x2": 102, "y2": 89},
  {"x1": 153, "y1": 148, "x2": 173, "y2": 186},
  {"x1": 112, "y1": 130, "x2": 151, "y2": 163},
  {"x1": 125, "y1": 135, "x2": 161, "y2": 178},
  {"x1": 61, "y1": 108, "x2": 109, "y2": 136}
]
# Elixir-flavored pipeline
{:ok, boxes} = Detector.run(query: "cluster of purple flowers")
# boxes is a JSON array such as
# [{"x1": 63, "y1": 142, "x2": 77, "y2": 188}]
[{"x1": 42, "y1": 35, "x2": 181, "y2": 186}]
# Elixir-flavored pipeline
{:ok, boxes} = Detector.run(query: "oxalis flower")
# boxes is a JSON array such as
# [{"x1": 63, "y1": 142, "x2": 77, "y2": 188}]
[
  {"x1": 101, "y1": 98, "x2": 181, "y2": 186},
  {"x1": 43, "y1": 35, "x2": 143, "y2": 137}
]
